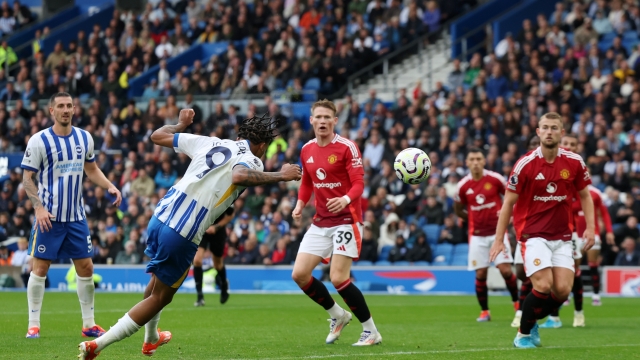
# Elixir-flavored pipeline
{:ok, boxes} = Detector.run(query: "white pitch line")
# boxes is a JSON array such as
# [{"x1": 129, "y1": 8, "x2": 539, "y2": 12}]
[{"x1": 225, "y1": 343, "x2": 640, "y2": 360}]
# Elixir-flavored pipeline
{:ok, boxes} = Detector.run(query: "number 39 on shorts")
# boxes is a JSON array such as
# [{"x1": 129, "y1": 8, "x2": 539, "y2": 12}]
[{"x1": 334, "y1": 230, "x2": 353, "y2": 244}]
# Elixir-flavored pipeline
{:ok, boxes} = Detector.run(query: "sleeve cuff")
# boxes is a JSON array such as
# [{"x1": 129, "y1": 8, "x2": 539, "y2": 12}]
[
  {"x1": 85, "y1": 157, "x2": 96, "y2": 163},
  {"x1": 21, "y1": 164, "x2": 38, "y2": 172},
  {"x1": 173, "y1": 133, "x2": 179, "y2": 148},
  {"x1": 235, "y1": 162, "x2": 251, "y2": 169},
  {"x1": 342, "y1": 195, "x2": 351, "y2": 204}
]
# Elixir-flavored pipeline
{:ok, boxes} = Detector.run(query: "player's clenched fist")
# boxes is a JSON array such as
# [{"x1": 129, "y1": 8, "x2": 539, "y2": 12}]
[
  {"x1": 179, "y1": 109, "x2": 195, "y2": 126},
  {"x1": 281, "y1": 163, "x2": 302, "y2": 181}
]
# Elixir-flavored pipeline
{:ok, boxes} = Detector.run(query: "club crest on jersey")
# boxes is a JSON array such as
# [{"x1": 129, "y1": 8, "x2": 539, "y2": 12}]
[
  {"x1": 546, "y1": 182, "x2": 557, "y2": 194},
  {"x1": 475, "y1": 194, "x2": 485, "y2": 204},
  {"x1": 533, "y1": 258, "x2": 541, "y2": 266},
  {"x1": 38, "y1": 245, "x2": 46, "y2": 253},
  {"x1": 75, "y1": 145, "x2": 83, "y2": 155},
  {"x1": 509, "y1": 174, "x2": 518, "y2": 185},
  {"x1": 483, "y1": 183, "x2": 491, "y2": 190},
  {"x1": 328, "y1": 154, "x2": 338, "y2": 164},
  {"x1": 316, "y1": 168, "x2": 327, "y2": 180},
  {"x1": 560, "y1": 169, "x2": 570, "y2": 179}
]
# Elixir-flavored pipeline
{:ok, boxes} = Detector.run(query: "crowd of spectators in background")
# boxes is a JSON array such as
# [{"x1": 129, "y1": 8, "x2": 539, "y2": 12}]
[{"x1": 1, "y1": 0, "x2": 640, "y2": 273}]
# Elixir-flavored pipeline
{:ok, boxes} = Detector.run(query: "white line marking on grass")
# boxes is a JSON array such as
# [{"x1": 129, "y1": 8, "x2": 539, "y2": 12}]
[{"x1": 226, "y1": 344, "x2": 640, "y2": 360}]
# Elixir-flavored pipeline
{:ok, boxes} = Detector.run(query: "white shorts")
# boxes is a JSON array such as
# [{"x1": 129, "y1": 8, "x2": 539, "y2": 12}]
[
  {"x1": 521, "y1": 237, "x2": 575, "y2": 277},
  {"x1": 298, "y1": 223, "x2": 363, "y2": 261},
  {"x1": 514, "y1": 242, "x2": 523, "y2": 265},
  {"x1": 468, "y1": 234, "x2": 513, "y2": 270},
  {"x1": 573, "y1": 234, "x2": 602, "y2": 259}
]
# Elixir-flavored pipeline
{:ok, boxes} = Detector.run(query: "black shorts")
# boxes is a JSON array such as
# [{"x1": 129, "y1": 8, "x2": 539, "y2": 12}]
[{"x1": 198, "y1": 230, "x2": 226, "y2": 257}]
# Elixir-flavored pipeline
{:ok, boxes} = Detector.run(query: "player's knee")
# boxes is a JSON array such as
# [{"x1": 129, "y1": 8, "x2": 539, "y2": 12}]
[
  {"x1": 475, "y1": 268, "x2": 488, "y2": 280},
  {"x1": 330, "y1": 275, "x2": 349, "y2": 289},
  {"x1": 193, "y1": 258, "x2": 202, "y2": 267},
  {"x1": 534, "y1": 281, "x2": 552, "y2": 294},
  {"x1": 291, "y1": 270, "x2": 309, "y2": 287},
  {"x1": 75, "y1": 262, "x2": 93, "y2": 277}
]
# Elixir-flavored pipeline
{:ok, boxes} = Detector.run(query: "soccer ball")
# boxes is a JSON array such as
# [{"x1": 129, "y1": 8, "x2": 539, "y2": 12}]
[{"x1": 394, "y1": 148, "x2": 431, "y2": 184}]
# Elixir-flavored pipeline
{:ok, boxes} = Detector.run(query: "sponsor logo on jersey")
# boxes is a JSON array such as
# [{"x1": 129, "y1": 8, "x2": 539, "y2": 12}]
[
  {"x1": 466, "y1": 188, "x2": 474, "y2": 195},
  {"x1": 470, "y1": 202, "x2": 496, "y2": 211},
  {"x1": 484, "y1": 182, "x2": 491, "y2": 190},
  {"x1": 316, "y1": 168, "x2": 327, "y2": 180},
  {"x1": 546, "y1": 182, "x2": 557, "y2": 193},
  {"x1": 535, "y1": 173, "x2": 545, "y2": 180},
  {"x1": 584, "y1": 171, "x2": 591, "y2": 181},
  {"x1": 313, "y1": 182, "x2": 342, "y2": 189},
  {"x1": 25, "y1": 149, "x2": 31, "y2": 157},
  {"x1": 560, "y1": 169, "x2": 570, "y2": 179},
  {"x1": 475, "y1": 194, "x2": 485, "y2": 204},
  {"x1": 352, "y1": 158, "x2": 363, "y2": 168},
  {"x1": 509, "y1": 174, "x2": 518, "y2": 185},
  {"x1": 328, "y1": 154, "x2": 338, "y2": 164},
  {"x1": 533, "y1": 195, "x2": 567, "y2": 202},
  {"x1": 307, "y1": 156, "x2": 314, "y2": 163}
]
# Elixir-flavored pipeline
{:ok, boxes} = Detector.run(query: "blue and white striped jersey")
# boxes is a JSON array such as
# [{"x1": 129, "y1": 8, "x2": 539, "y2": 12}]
[
  {"x1": 20, "y1": 127, "x2": 96, "y2": 222},
  {"x1": 153, "y1": 133, "x2": 263, "y2": 245}
]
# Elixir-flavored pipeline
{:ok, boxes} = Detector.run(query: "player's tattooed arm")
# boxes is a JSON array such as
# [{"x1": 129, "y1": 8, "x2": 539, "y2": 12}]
[
  {"x1": 232, "y1": 164, "x2": 301, "y2": 186},
  {"x1": 22, "y1": 169, "x2": 43, "y2": 210}
]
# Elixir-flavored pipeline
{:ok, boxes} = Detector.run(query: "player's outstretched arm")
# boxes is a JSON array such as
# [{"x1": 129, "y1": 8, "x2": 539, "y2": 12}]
[
  {"x1": 490, "y1": 191, "x2": 518, "y2": 262},
  {"x1": 150, "y1": 109, "x2": 194, "y2": 148},
  {"x1": 579, "y1": 186, "x2": 596, "y2": 251},
  {"x1": 84, "y1": 161, "x2": 122, "y2": 207},
  {"x1": 22, "y1": 169, "x2": 55, "y2": 232},
  {"x1": 232, "y1": 163, "x2": 301, "y2": 187}
]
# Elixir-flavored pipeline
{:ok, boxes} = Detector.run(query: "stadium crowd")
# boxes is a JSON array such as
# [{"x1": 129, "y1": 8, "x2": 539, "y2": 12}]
[{"x1": 1, "y1": 0, "x2": 640, "y2": 274}]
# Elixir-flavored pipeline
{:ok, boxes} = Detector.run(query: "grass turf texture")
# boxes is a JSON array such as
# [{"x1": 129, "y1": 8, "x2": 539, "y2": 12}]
[{"x1": 0, "y1": 292, "x2": 638, "y2": 359}]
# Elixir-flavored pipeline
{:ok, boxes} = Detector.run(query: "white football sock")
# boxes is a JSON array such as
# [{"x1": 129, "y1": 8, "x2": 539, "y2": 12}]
[
  {"x1": 362, "y1": 317, "x2": 377, "y2": 332},
  {"x1": 327, "y1": 303, "x2": 345, "y2": 319},
  {"x1": 516, "y1": 332, "x2": 530, "y2": 338},
  {"x1": 144, "y1": 311, "x2": 162, "y2": 344},
  {"x1": 549, "y1": 316, "x2": 560, "y2": 321},
  {"x1": 76, "y1": 276, "x2": 96, "y2": 328},
  {"x1": 95, "y1": 313, "x2": 141, "y2": 352},
  {"x1": 27, "y1": 272, "x2": 46, "y2": 328},
  {"x1": 515, "y1": 310, "x2": 522, "y2": 316}
]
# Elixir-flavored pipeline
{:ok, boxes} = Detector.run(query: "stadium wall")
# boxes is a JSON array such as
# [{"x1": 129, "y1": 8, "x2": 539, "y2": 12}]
[
  {"x1": 36, "y1": 265, "x2": 477, "y2": 295},
  {"x1": 492, "y1": 0, "x2": 557, "y2": 48},
  {"x1": 7, "y1": 6, "x2": 81, "y2": 51},
  {"x1": 449, "y1": 0, "x2": 522, "y2": 59},
  {"x1": 603, "y1": 267, "x2": 640, "y2": 296},
  {"x1": 0, "y1": 153, "x2": 24, "y2": 184}
]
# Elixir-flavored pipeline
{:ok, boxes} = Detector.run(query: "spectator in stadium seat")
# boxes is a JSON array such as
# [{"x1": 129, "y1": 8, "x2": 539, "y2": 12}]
[
  {"x1": 154, "y1": 160, "x2": 177, "y2": 190},
  {"x1": 422, "y1": 0, "x2": 441, "y2": 32},
  {"x1": 257, "y1": 243, "x2": 273, "y2": 265},
  {"x1": 615, "y1": 237, "x2": 640, "y2": 266},
  {"x1": 0, "y1": 9, "x2": 15, "y2": 35},
  {"x1": 486, "y1": 64, "x2": 508, "y2": 101},
  {"x1": 388, "y1": 235, "x2": 409, "y2": 263},
  {"x1": 407, "y1": 234, "x2": 433, "y2": 263},
  {"x1": 115, "y1": 241, "x2": 141, "y2": 265},
  {"x1": 359, "y1": 223, "x2": 379, "y2": 262},
  {"x1": 6, "y1": 213, "x2": 29, "y2": 237},
  {"x1": 240, "y1": 237, "x2": 260, "y2": 264}
]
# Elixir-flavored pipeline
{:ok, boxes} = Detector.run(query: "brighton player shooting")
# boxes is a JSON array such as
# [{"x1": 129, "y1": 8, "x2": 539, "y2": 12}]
[
  {"x1": 490, "y1": 112, "x2": 595, "y2": 349},
  {"x1": 291, "y1": 99, "x2": 381, "y2": 346},
  {"x1": 454, "y1": 148, "x2": 519, "y2": 322},
  {"x1": 539, "y1": 134, "x2": 614, "y2": 328},
  {"x1": 79, "y1": 110, "x2": 301, "y2": 359},
  {"x1": 21, "y1": 92, "x2": 122, "y2": 339},
  {"x1": 193, "y1": 205, "x2": 234, "y2": 306}
]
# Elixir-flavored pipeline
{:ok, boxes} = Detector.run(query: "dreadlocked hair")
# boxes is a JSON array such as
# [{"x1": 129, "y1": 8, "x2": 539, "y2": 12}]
[{"x1": 238, "y1": 113, "x2": 279, "y2": 145}]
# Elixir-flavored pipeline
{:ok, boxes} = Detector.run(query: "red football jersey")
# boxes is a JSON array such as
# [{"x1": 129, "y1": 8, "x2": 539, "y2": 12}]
[
  {"x1": 572, "y1": 185, "x2": 613, "y2": 236},
  {"x1": 455, "y1": 170, "x2": 506, "y2": 237},
  {"x1": 298, "y1": 134, "x2": 364, "y2": 228},
  {"x1": 508, "y1": 147, "x2": 592, "y2": 242}
]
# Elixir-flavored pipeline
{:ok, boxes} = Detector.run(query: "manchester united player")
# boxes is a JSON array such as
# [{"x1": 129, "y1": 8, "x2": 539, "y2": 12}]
[
  {"x1": 490, "y1": 112, "x2": 595, "y2": 349},
  {"x1": 511, "y1": 136, "x2": 540, "y2": 327},
  {"x1": 454, "y1": 148, "x2": 519, "y2": 322},
  {"x1": 291, "y1": 99, "x2": 381, "y2": 346},
  {"x1": 540, "y1": 134, "x2": 614, "y2": 328}
]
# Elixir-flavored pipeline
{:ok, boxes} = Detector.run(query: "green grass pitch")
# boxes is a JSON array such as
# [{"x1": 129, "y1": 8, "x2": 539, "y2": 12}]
[{"x1": 1, "y1": 292, "x2": 638, "y2": 359}]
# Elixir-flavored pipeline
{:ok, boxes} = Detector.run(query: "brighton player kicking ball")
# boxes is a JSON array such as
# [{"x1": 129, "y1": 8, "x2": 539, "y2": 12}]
[
  {"x1": 490, "y1": 112, "x2": 595, "y2": 349},
  {"x1": 291, "y1": 99, "x2": 381, "y2": 346}
]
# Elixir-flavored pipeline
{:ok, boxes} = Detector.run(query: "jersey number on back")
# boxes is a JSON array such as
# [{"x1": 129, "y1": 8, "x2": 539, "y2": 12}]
[{"x1": 196, "y1": 146, "x2": 232, "y2": 179}]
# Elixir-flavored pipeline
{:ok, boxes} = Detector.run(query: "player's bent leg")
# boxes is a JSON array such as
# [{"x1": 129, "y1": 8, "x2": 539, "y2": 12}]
[
  {"x1": 518, "y1": 268, "x2": 553, "y2": 347},
  {"x1": 474, "y1": 268, "x2": 490, "y2": 322},
  {"x1": 193, "y1": 247, "x2": 205, "y2": 306},
  {"x1": 497, "y1": 263, "x2": 519, "y2": 309},
  {"x1": 73, "y1": 258, "x2": 104, "y2": 337},
  {"x1": 26, "y1": 257, "x2": 51, "y2": 338}
]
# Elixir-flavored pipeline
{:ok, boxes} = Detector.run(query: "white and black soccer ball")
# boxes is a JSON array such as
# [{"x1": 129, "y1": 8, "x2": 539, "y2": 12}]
[{"x1": 393, "y1": 148, "x2": 431, "y2": 185}]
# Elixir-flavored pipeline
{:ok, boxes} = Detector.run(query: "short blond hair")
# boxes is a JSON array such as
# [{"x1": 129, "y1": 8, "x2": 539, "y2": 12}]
[
  {"x1": 311, "y1": 99, "x2": 337, "y2": 117},
  {"x1": 540, "y1": 112, "x2": 563, "y2": 126}
]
